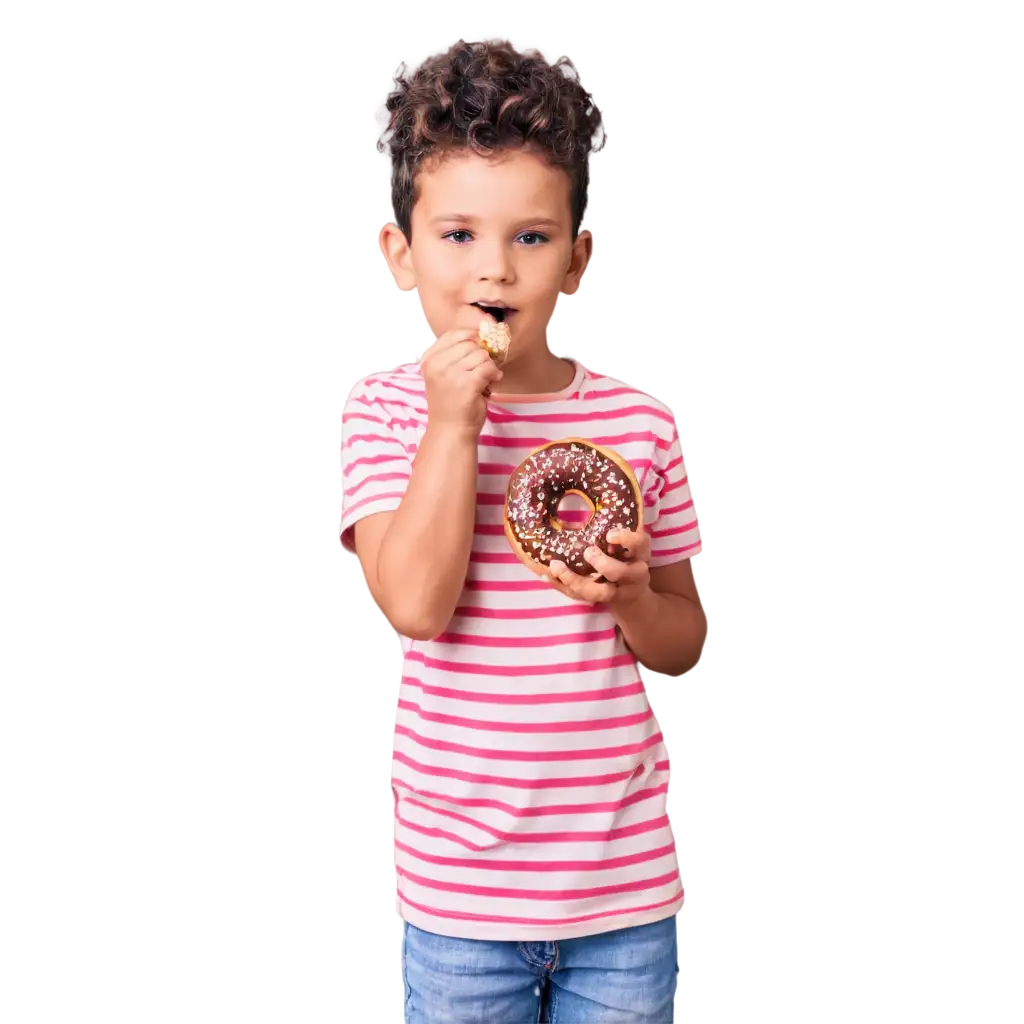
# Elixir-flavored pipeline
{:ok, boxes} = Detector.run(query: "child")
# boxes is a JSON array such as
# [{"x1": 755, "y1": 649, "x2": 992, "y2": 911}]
[{"x1": 339, "y1": 39, "x2": 707, "y2": 1024}]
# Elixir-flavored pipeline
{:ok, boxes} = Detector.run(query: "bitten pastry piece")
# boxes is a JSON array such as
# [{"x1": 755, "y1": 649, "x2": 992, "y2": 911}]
[
  {"x1": 504, "y1": 438, "x2": 643, "y2": 580},
  {"x1": 479, "y1": 319, "x2": 512, "y2": 366}
]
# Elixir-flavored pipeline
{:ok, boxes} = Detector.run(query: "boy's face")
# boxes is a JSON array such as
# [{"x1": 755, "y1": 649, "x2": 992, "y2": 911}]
[{"x1": 380, "y1": 146, "x2": 592, "y2": 355}]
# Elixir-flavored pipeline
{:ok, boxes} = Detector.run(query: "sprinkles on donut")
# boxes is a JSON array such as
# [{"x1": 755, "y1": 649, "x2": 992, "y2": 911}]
[{"x1": 504, "y1": 438, "x2": 643, "y2": 581}]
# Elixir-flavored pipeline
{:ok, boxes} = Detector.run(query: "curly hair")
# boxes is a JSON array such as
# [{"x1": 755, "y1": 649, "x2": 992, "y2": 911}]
[{"x1": 376, "y1": 39, "x2": 606, "y2": 244}]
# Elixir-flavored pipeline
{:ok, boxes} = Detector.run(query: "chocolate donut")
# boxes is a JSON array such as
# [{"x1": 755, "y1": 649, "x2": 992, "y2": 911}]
[{"x1": 504, "y1": 438, "x2": 643, "y2": 581}]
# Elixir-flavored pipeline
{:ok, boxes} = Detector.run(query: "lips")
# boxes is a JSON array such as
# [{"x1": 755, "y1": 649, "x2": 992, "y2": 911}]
[{"x1": 471, "y1": 302, "x2": 517, "y2": 324}]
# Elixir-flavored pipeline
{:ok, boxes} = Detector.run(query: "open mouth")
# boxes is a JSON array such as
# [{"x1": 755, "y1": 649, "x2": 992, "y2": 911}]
[{"x1": 471, "y1": 303, "x2": 516, "y2": 324}]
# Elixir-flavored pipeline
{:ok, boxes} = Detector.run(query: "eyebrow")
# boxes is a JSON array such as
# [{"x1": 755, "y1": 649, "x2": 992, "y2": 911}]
[{"x1": 430, "y1": 214, "x2": 562, "y2": 227}]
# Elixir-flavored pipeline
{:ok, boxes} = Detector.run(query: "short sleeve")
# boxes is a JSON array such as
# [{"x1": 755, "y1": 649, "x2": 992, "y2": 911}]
[
  {"x1": 338, "y1": 379, "x2": 414, "y2": 554},
  {"x1": 643, "y1": 420, "x2": 702, "y2": 568}
]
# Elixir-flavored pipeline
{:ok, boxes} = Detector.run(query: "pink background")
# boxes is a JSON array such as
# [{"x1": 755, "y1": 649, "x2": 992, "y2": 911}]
[{"x1": 2, "y1": 9, "x2": 1024, "y2": 1024}]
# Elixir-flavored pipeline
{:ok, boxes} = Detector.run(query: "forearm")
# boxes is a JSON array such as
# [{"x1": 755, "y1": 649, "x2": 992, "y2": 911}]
[
  {"x1": 377, "y1": 424, "x2": 478, "y2": 637},
  {"x1": 612, "y1": 587, "x2": 707, "y2": 677}
]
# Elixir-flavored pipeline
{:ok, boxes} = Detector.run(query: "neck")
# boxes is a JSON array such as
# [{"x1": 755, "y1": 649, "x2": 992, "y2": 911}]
[{"x1": 493, "y1": 346, "x2": 576, "y2": 396}]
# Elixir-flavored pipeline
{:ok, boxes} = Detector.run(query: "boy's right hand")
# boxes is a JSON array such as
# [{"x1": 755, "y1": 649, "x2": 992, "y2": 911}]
[{"x1": 419, "y1": 323, "x2": 503, "y2": 438}]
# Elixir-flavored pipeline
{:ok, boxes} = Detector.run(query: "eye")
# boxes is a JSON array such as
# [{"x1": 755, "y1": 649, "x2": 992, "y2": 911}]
[
  {"x1": 443, "y1": 230, "x2": 472, "y2": 244},
  {"x1": 518, "y1": 232, "x2": 549, "y2": 246}
]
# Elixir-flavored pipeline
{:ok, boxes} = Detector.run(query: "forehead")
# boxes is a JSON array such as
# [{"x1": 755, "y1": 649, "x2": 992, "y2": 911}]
[{"x1": 414, "y1": 147, "x2": 571, "y2": 222}]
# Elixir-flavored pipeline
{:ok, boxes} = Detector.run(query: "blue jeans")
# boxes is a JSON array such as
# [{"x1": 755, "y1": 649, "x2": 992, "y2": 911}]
[{"x1": 401, "y1": 914, "x2": 679, "y2": 1023}]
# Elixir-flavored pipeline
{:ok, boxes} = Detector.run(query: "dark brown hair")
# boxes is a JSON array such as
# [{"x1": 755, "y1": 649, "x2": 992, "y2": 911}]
[{"x1": 376, "y1": 39, "x2": 606, "y2": 244}]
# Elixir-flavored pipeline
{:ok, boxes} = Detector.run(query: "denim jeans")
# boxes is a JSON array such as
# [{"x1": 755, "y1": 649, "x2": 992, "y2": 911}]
[{"x1": 401, "y1": 914, "x2": 679, "y2": 1023}]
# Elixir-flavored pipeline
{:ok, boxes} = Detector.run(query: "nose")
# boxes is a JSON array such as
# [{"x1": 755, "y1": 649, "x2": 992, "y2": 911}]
[{"x1": 475, "y1": 236, "x2": 515, "y2": 284}]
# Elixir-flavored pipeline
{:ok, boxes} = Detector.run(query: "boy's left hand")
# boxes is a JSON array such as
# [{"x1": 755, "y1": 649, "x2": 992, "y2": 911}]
[{"x1": 546, "y1": 528, "x2": 651, "y2": 611}]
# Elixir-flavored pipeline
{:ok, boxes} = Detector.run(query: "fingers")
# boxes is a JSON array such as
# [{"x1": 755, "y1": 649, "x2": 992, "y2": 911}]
[
  {"x1": 454, "y1": 345, "x2": 503, "y2": 399},
  {"x1": 424, "y1": 338, "x2": 489, "y2": 376},
  {"x1": 606, "y1": 527, "x2": 651, "y2": 561},
  {"x1": 547, "y1": 560, "x2": 616, "y2": 605},
  {"x1": 420, "y1": 339, "x2": 474, "y2": 373},
  {"x1": 542, "y1": 529, "x2": 652, "y2": 599},
  {"x1": 475, "y1": 350, "x2": 503, "y2": 383},
  {"x1": 583, "y1": 546, "x2": 628, "y2": 584},
  {"x1": 431, "y1": 325, "x2": 488, "y2": 360},
  {"x1": 454, "y1": 344, "x2": 495, "y2": 371},
  {"x1": 482, "y1": 361, "x2": 504, "y2": 398},
  {"x1": 583, "y1": 546, "x2": 650, "y2": 588},
  {"x1": 419, "y1": 327, "x2": 482, "y2": 369}
]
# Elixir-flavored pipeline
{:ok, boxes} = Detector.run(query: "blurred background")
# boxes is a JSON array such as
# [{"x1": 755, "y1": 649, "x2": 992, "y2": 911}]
[{"x1": 1, "y1": 1, "x2": 1021, "y2": 1020}]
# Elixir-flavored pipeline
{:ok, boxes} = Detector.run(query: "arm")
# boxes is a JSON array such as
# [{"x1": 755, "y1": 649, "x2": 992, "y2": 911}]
[
  {"x1": 611, "y1": 558, "x2": 707, "y2": 677},
  {"x1": 349, "y1": 320, "x2": 502, "y2": 640},
  {"x1": 542, "y1": 412, "x2": 705, "y2": 675},
  {"x1": 545, "y1": 531, "x2": 707, "y2": 678},
  {"x1": 614, "y1": 417, "x2": 706, "y2": 676},
  {"x1": 354, "y1": 424, "x2": 479, "y2": 641}
]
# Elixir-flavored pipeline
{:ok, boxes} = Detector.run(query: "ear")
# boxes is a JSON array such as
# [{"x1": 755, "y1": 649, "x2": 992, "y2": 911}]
[
  {"x1": 560, "y1": 229, "x2": 593, "y2": 296},
  {"x1": 379, "y1": 223, "x2": 417, "y2": 292}
]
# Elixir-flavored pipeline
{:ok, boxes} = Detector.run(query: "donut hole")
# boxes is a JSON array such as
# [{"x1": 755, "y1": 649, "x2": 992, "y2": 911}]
[{"x1": 554, "y1": 492, "x2": 594, "y2": 531}]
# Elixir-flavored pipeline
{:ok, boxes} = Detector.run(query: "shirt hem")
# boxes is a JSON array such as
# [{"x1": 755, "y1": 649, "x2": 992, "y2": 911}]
[
  {"x1": 339, "y1": 499, "x2": 405, "y2": 553},
  {"x1": 395, "y1": 887, "x2": 683, "y2": 942}
]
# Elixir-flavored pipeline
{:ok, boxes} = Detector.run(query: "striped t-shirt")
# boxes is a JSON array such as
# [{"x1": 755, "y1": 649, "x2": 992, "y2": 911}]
[{"x1": 339, "y1": 356, "x2": 702, "y2": 941}]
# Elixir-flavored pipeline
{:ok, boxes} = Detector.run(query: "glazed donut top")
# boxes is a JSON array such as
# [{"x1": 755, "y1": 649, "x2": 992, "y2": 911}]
[{"x1": 505, "y1": 440, "x2": 641, "y2": 576}]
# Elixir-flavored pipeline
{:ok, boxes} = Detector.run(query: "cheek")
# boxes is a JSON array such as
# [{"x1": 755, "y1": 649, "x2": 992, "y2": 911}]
[
  {"x1": 414, "y1": 265, "x2": 465, "y2": 333},
  {"x1": 513, "y1": 246, "x2": 565, "y2": 293},
  {"x1": 413, "y1": 241, "x2": 463, "y2": 291}
]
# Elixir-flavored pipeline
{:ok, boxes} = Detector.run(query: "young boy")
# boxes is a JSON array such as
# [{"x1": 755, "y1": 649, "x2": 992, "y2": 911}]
[{"x1": 340, "y1": 39, "x2": 707, "y2": 1024}]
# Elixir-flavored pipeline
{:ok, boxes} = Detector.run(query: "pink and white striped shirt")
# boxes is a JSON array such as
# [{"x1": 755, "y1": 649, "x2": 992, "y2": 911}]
[{"x1": 339, "y1": 357, "x2": 702, "y2": 941}]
